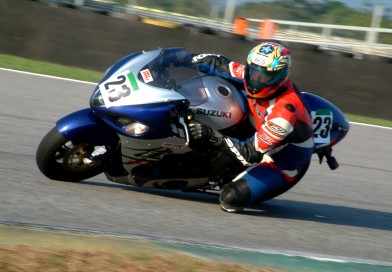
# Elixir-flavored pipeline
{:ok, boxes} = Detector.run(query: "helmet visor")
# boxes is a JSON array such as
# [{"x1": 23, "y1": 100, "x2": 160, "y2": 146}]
[{"x1": 245, "y1": 64, "x2": 287, "y2": 94}]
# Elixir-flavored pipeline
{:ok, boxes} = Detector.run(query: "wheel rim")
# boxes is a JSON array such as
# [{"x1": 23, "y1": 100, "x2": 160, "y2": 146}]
[{"x1": 57, "y1": 141, "x2": 101, "y2": 172}]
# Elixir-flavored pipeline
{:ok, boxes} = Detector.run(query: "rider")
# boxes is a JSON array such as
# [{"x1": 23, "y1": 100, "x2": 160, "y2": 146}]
[{"x1": 188, "y1": 42, "x2": 314, "y2": 212}]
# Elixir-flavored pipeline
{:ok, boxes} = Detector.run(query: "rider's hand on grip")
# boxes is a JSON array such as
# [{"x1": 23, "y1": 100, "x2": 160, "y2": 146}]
[
  {"x1": 188, "y1": 121, "x2": 222, "y2": 147},
  {"x1": 189, "y1": 121, "x2": 213, "y2": 142}
]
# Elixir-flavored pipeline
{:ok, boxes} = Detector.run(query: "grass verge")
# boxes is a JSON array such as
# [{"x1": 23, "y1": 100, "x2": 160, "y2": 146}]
[
  {"x1": 1, "y1": 53, "x2": 391, "y2": 128},
  {"x1": 0, "y1": 53, "x2": 103, "y2": 83},
  {"x1": 0, "y1": 225, "x2": 276, "y2": 272}
]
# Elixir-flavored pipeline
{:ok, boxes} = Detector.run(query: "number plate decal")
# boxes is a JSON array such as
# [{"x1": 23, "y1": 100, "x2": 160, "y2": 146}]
[
  {"x1": 311, "y1": 109, "x2": 333, "y2": 144},
  {"x1": 99, "y1": 71, "x2": 139, "y2": 108}
]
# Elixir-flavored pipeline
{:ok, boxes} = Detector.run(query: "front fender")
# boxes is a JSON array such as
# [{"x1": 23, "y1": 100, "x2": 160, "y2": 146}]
[{"x1": 56, "y1": 108, "x2": 119, "y2": 146}]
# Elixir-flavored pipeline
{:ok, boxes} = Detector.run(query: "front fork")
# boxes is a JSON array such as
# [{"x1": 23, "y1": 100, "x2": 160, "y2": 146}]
[{"x1": 56, "y1": 108, "x2": 125, "y2": 172}]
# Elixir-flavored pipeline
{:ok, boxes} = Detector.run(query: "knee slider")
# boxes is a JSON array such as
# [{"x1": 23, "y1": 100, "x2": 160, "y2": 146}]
[{"x1": 220, "y1": 179, "x2": 251, "y2": 207}]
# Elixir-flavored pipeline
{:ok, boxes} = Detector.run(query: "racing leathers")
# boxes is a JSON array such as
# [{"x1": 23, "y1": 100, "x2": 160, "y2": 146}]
[{"x1": 190, "y1": 53, "x2": 314, "y2": 211}]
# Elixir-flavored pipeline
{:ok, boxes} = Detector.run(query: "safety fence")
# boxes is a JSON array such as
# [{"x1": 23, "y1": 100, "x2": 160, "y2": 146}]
[
  {"x1": 127, "y1": 5, "x2": 392, "y2": 58},
  {"x1": 48, "y1": 0, "x2": 392, "y2": 58},
  {"x1": 233, "y1": 17, "x2": 392, "y2": 57}
]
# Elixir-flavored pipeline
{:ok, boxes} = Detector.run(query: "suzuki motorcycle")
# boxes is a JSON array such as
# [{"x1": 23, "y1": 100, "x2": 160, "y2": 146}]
[{"x1": 36, "y1": 47, "x2": 350, "y2": 202}]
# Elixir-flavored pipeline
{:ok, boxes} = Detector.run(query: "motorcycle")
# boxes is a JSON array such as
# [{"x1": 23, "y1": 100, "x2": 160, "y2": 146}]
[{"x1": 36, "y1": 47, "x2": 349, "y2": 202}]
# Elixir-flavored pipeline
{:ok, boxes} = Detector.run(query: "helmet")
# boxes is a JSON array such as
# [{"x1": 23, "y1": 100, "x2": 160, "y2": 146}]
[{"x1": 244, "y1": 42, "x2": 291, "y2": 99}]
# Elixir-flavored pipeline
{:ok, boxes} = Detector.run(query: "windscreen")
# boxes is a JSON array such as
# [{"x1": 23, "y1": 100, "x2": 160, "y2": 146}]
[{"x1": 137, "y1": 48, "x2": 208, "y2": 105}]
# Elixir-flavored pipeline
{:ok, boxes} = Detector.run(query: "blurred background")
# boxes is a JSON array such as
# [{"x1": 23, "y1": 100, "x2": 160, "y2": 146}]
[{"x1": 0, "y1": 0, "x2": 391, "y2": 120}]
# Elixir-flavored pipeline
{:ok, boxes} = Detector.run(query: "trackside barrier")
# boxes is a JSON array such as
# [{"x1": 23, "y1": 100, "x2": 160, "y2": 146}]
[
  {"x1": 247, "y1": 18, "x2": 392, "y2": 57},
  {"x1": 258, "y1": 19, "x2": 279, "y2": 39},
  {"x1": 112, "y1": 5, "x2": 392, "y2": 56},
  {"x1": 233, "y1": 17, "x2": 249, "y2": 35},
  {"x1": 49, "y1": 1, "x2": 392, "y2": 57},
  {"x1": 233, "y1": 17, "x2": 279, "y2": 39}
]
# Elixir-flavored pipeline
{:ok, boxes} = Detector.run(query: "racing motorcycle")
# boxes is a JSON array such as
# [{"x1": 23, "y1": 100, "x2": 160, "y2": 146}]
[{"x1": 36, "y1": 47, "x2": 350, "y2": 202}]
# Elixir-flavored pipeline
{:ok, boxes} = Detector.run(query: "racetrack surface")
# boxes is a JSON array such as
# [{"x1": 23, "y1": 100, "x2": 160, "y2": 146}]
[{"x1": 1, "y1": 69, "x2": 391, "y2": 267}]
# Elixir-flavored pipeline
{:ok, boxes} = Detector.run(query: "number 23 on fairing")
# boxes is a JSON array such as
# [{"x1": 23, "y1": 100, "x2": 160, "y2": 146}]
[
  {"x1": 312, "y1": 109, "x2": 332, "y2": 144},
  {"x1": 99, "y1": 71, "x2": 139, "y2": 108}
]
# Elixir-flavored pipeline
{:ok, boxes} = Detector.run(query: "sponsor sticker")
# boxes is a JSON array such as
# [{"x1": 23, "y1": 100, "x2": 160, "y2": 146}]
[
  {"x1": 140, "y1": 69, "x2": 153, "y2": 83},
  {"x1": 258, "y1": 133, "x2": 273, "y2": 146},
  {"x1": 266, "y1": 121, "x2": 286, "y2": 135}
]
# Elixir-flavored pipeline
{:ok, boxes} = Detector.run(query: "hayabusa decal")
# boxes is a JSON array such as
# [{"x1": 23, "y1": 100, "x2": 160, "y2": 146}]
[
  {"x1": 162, "y1": 143, "x2": 184, "y2": 149},
  {"x1": 124, "y1": 147, "x2": 173, "y2": 164}
]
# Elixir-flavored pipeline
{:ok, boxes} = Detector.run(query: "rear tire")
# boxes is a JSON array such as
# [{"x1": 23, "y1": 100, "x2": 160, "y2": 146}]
[{"x1": 36, "y1": 127, "x2": 105, "y2": 182}]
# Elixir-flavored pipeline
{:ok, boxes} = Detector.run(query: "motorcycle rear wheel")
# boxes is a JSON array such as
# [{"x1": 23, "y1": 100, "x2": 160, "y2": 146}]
[{"x1": 36, "y1": 127, "x2": 105, "y2": 182}]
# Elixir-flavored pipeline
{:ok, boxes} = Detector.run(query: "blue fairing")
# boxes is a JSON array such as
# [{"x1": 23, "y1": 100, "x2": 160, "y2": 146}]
[
  {"x1": 92, "y1": 100, "x2": 185, "y2": 139},
  {"x1": 56, "y1": 108, "x2": 119, "y2": 146}
]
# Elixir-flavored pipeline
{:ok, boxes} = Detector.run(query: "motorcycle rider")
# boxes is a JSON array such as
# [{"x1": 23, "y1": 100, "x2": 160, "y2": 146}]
[{"x1": 188, "y1": 42, "x2": 314, "y2": 212}]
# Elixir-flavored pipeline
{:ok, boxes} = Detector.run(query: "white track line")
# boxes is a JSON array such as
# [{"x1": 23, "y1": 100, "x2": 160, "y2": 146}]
[{"x1": 0, "y1": 67, "x2": 96, "y2": 85}]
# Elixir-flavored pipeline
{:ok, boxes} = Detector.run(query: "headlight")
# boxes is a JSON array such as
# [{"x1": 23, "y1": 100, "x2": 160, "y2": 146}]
[
  {"x1": 91, "y1": 88, "x2": 105, "y2": 106},
  {"x1": 124, "y1": 122, "x2": 149, "y2": 135},
  {"x1": 108, "y1": 117, "x2": 150, "y2": 136}
]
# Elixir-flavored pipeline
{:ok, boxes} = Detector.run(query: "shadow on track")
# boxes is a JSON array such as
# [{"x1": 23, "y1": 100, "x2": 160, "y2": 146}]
[
  {"x1": 80, "y1": 179, "x2": 392, "y2": 232},
  {"x1": 79, "y1": 179, "x2": 219, "y2": 204},
  {"x1": 244, "y1": 200, "x2": 392, "y2": 231}
]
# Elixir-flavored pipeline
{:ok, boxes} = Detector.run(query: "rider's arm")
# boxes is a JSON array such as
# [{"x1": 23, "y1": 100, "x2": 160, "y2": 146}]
[
  {"x1": 192, "y1": 54, "x2": 245, "y2": 83},
  {"x1": 217, "y1": 136, "x2": 263, "y2": 166},
  {"x1": 188, "y1": 121, "x2": 263, "y2": 165}
]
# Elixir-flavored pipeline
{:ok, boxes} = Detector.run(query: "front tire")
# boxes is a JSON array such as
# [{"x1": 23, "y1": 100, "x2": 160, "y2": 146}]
[{"x1": 36, "y1": 127, "x2": 105, "y2": 181}]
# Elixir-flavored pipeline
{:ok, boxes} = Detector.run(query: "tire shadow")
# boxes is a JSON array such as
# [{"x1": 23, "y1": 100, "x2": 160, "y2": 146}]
[{"x1": 244, "y1": 199, "x2": 392, "y2": 231}]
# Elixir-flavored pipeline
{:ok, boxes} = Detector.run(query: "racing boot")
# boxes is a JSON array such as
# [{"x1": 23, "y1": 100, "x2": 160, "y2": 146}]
[{"x1": 219, "y1": 179, "x2": 251, "y2": 213}]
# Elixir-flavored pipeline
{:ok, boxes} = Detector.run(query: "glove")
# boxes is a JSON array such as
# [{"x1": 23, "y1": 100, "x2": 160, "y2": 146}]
[{"x1": 188, "y1": 121, "x2": 222, "y2": 146}]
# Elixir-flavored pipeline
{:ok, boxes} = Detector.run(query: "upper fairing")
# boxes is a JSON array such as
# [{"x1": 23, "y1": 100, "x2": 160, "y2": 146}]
[{"x1": 94, "y1": 48, "x2": 186, "y2": 107}]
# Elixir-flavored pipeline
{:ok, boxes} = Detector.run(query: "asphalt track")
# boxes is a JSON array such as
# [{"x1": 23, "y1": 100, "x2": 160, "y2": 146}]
[{"x1": 0, "y1": 68, "x2": 391, "y2": 270}]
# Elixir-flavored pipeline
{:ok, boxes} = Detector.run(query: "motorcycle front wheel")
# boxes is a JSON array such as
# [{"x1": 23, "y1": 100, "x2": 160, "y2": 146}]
[{"x1": 36, "y1": 127, "x2": 105, "y2": 182}]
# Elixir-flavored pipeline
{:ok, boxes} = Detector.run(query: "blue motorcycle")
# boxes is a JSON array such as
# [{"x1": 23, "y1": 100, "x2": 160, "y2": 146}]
[{"x1": 36, "y1": 47, "x2": 349, "y2": 201}]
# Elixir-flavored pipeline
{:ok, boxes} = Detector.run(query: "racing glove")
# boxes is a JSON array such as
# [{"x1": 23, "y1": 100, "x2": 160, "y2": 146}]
[
  {"x1": 188, "y1": 120, "x2": 263, "y2": 165},
  {"x1": 188, "y1": 120, "x2": 222, "y2": 146},
  {"x1": 188, "y1": 121, "x2": 263, "y2": 166}
]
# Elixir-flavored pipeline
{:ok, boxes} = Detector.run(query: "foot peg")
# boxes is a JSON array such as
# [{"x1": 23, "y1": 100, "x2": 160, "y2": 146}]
[{"x1": 317, "y1": 147, "x2": 339, "y2": 170}]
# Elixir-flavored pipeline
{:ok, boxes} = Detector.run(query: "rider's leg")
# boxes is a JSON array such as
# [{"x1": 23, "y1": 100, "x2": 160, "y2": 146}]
[
  {"x1": 206, "y1": 148, "x2": 242, "y2": 185},
  {"x1": 219, "y1": 163, "x2": 287, "y2": 212}
]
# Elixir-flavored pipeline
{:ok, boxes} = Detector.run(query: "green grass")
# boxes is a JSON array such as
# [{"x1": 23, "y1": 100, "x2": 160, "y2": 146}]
[
  {"x1": 1, "y1": 53, "x2": 391, "y2": 128},
  {"x1": 345, "y1": 114, "x2": 392, "y2": 128},
  {"x1": 0, "y1": 54, "x2": 103, "y2": 83}
]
